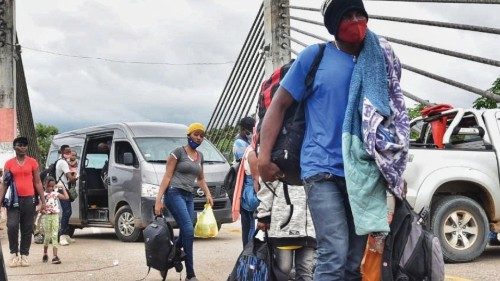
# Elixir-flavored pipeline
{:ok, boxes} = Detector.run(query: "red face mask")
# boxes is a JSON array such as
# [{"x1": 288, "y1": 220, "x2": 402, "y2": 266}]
[{"x1": 337, "y1": 19, "x2": 368, "y2": 44}]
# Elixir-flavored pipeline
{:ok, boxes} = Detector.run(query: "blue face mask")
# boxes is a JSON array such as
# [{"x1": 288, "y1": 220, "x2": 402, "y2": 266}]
[{"x1": 187, "y1": 137, "x2": 200, "y2": 149}]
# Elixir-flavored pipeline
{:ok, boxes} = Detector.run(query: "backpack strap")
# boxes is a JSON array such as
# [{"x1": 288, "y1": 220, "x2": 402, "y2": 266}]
[
  {"x1": 303, "y1": 43, "x2": 327, "y2": 101},
  {"x1": 279, "y1": 183, "x2": 294, "y2": 229},
  {"x1": 55, "y1": 159, "x2": 67, "y2": 189}
]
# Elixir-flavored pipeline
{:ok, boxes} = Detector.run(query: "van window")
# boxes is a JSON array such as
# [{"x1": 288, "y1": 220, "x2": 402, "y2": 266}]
[
  {"x1": 114, "y1": 141, "x2": 138, "y2": 166},
  {"x1": 135, "y1": 137, "x2": 226, "y2": 163},
  {"x1": 46, "y1": 150, "x2": 59, "y2": 168},
  {"x1": 85, "y1": 154, "x2": 108, "y2": 169}
]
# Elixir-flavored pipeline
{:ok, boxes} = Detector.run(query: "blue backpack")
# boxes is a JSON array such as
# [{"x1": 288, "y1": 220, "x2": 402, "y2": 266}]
[{"x1": 227, "y1": 231, "x2": 287, "y2": 281}]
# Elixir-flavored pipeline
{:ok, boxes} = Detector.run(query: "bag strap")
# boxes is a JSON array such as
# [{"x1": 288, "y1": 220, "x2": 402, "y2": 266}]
[
  {"x1": 55, "y1": 159, "x2": 67, "y2": 189},
  {"x1": 304, "y1": 43, "x2": 327, "y2": 101},
  {"x1": 292, "y1": 43, "x2": 326, "y2": 121}
]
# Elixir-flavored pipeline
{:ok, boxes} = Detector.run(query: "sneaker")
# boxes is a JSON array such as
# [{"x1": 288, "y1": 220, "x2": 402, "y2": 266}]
[
  {"x1": 42, "y1": 254, "x2": 48, "y2": 263},
  {"x1": 20, "y1": 255, "x2": 29, "y2": 267},
  {"x1": 59, "y1": 235, "x2": 69, "y2": 246},
  {"x1": 9, "y1": 254, "x2": 19, "y2": 268},
  {"x1": 67, "y1": 236, "x2": 76, "y2": 243},
  {"x1": 185, "y1": 277, "x2": 199, "y2": 281},
  {"x1": 52, "y1": 256, "x2": 61, "y2": 264}
]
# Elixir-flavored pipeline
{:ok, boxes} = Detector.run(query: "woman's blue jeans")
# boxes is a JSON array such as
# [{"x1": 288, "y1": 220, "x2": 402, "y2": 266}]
[
  {"x1": 164, "y1": 187, "x2": 196, "y2": 277},
  {"x1": 304, "y1": 173, "x2": 367, "y2": 281}
]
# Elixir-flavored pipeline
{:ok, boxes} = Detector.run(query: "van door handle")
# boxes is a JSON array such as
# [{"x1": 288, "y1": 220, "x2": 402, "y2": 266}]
[{"x1": 111, "y1": 176, "x2": 117, "y2": 183}]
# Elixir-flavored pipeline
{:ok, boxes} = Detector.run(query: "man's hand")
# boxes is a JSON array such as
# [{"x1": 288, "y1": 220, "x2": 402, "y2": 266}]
[
  {"x1": 257, "y1": 222, "x2": 270, "y2": 231},
  {"x1": 39, "y1": 202, "x2": 46, "y2": 212},
  {"x1": 258, "y1": 158, "x2": 283, "y2": 182},
  {"x1": 154, "y1": 200, "x2": 164, "y2": 216}
]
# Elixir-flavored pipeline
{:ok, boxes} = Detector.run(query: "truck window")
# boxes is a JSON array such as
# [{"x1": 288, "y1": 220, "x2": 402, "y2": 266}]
[
  {"x1": 410, "y1": 120, "x2": 424, "y2": 141},
  {"x1": 448, "y1": 113, "x2": 485, "y2": 149},
  {"x1": 114, "y1": 141, "x2": 138, "y2": 166}
]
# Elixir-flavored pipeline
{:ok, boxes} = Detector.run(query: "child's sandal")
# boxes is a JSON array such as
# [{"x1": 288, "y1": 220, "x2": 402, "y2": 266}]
[
  {"x1": 51, "y1": 256, "x2": 61, "y2": 264},
  {"x1": 42, "y1": 254, "x2": 48, "y2": 263}
]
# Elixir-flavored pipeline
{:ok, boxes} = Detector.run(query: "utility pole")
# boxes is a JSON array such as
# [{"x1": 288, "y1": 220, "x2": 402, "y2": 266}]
[
  {"x1": 263, "y1": 0, "x2": 290, "y2": 77},
  {"x1": 0, "y1": 0, "x2": 16, "y2": 168}
]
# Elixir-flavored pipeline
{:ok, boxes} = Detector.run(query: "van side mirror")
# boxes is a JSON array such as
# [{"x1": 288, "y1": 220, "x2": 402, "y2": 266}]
[{"x1": 123, "y1": 152, "x2": 134, "y2": 166}]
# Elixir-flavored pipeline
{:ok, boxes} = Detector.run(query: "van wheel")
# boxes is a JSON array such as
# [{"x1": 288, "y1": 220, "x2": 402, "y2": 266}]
[
  {"x1": 115, "y1": 205, "x2": 142, "y2": 242},
  {"x1": 431, "y1": 195, "x2": 488, "y2": 263}
]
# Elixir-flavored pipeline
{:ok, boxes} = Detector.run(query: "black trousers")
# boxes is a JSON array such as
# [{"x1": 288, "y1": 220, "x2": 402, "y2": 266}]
[{"x1": 7, "y1": 196, "x2": 36, "y2": 255}]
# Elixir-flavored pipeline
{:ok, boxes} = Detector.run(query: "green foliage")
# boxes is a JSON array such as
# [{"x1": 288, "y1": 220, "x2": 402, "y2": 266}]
[
  {"x1": 408, "y1": 103, "x2": 426, "y2": 120},
  {"x1": 472, "y1": 77, "x2": 500, "y2": 110},
  {"x1": 207, "y1": 124, "x2": 237, "y2": 162},
  {"x1": 35, "y1": 123, "x2": 59, "y2": 164}
]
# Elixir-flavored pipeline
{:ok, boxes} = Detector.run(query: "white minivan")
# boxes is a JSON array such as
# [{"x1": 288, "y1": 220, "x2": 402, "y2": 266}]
[{"x1": 46, "y1": 122, "x2": 232, "y2": 242}]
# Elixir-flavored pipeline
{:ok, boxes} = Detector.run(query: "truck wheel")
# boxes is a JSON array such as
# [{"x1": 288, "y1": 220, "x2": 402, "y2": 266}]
[
  {"x1": 431, "y1": 195, "x2": 488, "y2": 263},
  {"x1": 114, "y1": 205, "x2": 142, "y2": 242}
]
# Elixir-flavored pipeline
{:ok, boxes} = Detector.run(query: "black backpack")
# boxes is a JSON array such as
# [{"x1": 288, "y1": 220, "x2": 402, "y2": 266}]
[
  {"x1": 223, "y1": 161, "x2": 240, "y2": 205},
  {"x1": 40, "y1": 158, "x2": 62, "y2": 183},
  {"x1": 223, "y1": 135, "x2": 249, "y2": 204},
  {"x1": 256, "y1": 43, "x2": 326, "y2": 185},
  {"x1": 143, "y1": 216, "x2": 184, "y2": 281},
  {"x1": 382, "y1": 198, "x2": 445, "y2": 281}
]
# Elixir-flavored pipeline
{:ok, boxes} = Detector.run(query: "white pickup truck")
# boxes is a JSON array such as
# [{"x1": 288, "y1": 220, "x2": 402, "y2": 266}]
[{"x1": 405, "y1": 107, "x2": 500, "y2": 263}]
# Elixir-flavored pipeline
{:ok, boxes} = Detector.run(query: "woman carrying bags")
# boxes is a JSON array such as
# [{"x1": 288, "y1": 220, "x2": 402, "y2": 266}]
[{"x1": 154, "y1": 123, "x2": 214, "y2": 281}]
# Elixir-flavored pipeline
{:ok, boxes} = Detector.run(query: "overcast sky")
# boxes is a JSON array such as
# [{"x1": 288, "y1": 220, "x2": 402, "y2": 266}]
[{"x1": 16, "y1": 0, "x2": 500, "y2": 133}]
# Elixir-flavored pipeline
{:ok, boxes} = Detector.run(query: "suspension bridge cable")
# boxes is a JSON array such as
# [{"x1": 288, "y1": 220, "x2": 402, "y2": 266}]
[
  {"x1": 281, "y1": 34, "x2": 308, "y2": 48},
  {"x1": 281, "y1": 43, "x2": 299, "y2": 55},
  {"x1": 371, "y1": 15, "x2": 500, "y2": 35},
  {"x1": 281, "y1": 4, "x2": 320, "y2": 12},
  {"x1": 283, "y1": 24, "x2": 329, "y2": 42},
  {"x1": 282, "y1": 5, "x2": 500, "y2": 35},
  {"x1": 210, "y1": 21, "x2": 264, "y2": 143},
  {"x1": 18, "y1": 45, "x2": 235, "y2": 66},
  {"x1": 218, "y1": 47, "x2": 265, "y2": 145},
  {"x1": 364, "y1": 0, "x2": 500, "y2": 4},
  {"x1": 208, "y1": 8, "x2": 263, "y2": 136},
  {"x1": 243, "y1": 71, "x2": 266, "y2": 119},
  {"x1": 382, "y1": 35, "x2": 500, "y2": 67},
  {"x1": 211, "y1": 36, "x2": 263, "y2": 145},
  {"x1": 283, "y1": 14, "x2": 323, "y2": 27},
  {"x1": 282, "y1": 14, "x2": 499, "y2": 67},
  {"x1": 210, "y1": 20, "x2": 264, "y2": 144},
  {"x1": 403, "y1": 90, "x2": 434, "y2": 105},
  {"x1": 207, "y1": 4, "x2": 263, "y2": 130},
  {"x1": 402, "y1": 64, "x2": 500, "y2": 102},
  {"x1": 218, "y1": 60, "x2": 265, "y2": 150}
]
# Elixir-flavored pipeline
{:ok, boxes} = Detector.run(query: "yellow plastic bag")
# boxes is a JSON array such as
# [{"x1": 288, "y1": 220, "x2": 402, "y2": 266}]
[{"x1": 194, "y1": 203, "x2": 218, "y2": 238}]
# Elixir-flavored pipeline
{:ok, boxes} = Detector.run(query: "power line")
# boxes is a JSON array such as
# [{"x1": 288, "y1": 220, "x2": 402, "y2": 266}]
[{"x1": 17, "y1": 44, "x2": 235, "y2": 66}]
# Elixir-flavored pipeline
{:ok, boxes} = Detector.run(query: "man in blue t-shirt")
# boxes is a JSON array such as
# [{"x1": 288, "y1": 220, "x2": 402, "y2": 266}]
[
  {"x1": 232, "y1": 116, "x2": 256, "y2": 248},
  {"x1": 232, "y1": 116, "x2": 255, "y2": 162},
  {"x1": 258, "y1": 0, "x2": 395, "y2": 280}
]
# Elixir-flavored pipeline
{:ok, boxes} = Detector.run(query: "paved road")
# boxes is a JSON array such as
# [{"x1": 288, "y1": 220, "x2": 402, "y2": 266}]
[{"x1": 1, "y1": 222, "x2": 499, "y2": 281}]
